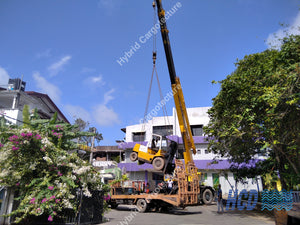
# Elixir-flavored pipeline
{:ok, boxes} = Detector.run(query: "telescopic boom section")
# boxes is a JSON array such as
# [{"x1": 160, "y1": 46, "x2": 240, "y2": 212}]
[{"x1": 155, "y1": 0, "x2": 196, "y2": 166}]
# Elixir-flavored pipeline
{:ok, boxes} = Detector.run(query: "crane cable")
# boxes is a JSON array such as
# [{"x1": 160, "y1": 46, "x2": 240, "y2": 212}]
[{"x1": 142, "y1": 1, "x2": 170, "y2": 131}]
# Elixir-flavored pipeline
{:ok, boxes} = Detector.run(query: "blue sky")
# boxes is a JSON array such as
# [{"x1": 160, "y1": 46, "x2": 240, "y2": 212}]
[{"x1": 0, "y1": 0, "x2": 299, "y2": 145}]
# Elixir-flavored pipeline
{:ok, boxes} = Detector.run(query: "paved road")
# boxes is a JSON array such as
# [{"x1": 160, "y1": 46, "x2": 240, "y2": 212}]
[{"x1": 102, "y1": 203, "x2": 275, "y2": 225}]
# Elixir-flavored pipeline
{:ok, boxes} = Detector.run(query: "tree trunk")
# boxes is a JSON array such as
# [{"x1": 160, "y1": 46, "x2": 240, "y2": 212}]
[
  {"x1": 274, "y1": 209, "x2": 288, "y2": 225},
  {"x1": 274, "y1": 145, "x2": 288, "y2": 190}
]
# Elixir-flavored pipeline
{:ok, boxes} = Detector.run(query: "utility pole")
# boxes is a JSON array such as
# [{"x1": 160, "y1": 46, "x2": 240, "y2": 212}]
[{"x1": 89, "y1": 127, "x2": 96, "y2": 164}]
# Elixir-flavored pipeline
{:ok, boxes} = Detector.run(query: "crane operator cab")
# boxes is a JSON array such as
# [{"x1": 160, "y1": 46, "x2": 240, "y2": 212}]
[{"x1": 130, "y1": 134, "x2": 177, "y2": 172}]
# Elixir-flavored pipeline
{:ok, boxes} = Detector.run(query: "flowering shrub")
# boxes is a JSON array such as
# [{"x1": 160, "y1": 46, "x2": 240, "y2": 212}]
[{"x1": 0, "y1": 127, "x2": 108, "y2": 223}]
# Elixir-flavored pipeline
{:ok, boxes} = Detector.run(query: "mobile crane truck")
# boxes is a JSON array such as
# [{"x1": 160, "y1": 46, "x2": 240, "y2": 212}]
[{"x1": 109, "y1": 0, "x2": 214, "y2": 212}]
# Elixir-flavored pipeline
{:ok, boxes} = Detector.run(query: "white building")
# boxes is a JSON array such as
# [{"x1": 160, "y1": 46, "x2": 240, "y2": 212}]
[
  {"x1": 118, "y1": 107, "x2": 263, "y2": 195},
  {"x1": 0, "y1": 79, "x2": 69, "y2": 125}
]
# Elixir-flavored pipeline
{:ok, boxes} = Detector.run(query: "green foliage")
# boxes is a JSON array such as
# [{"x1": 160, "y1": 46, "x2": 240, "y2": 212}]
[
  {"x1": 0, "y1": 114, "x2": 108, "y2": 223},
  {"x1": 73, "y1": 119, "x2": 103, "y2": 148},
  {"x1": 22, "y1": 105, "x2": 31, "y2": 128},
  {"x1": 204, "y1": 35, "x2": 300, "y2": 189},
  {"x1": 111, "y1": 155, "x2": 120, "y2": 163},
  {"x1": 49, "y1": 112, "x2": 58, "y2": 125}
]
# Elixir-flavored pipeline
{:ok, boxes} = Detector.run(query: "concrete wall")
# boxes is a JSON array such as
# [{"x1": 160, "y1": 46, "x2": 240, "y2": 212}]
[
  {"x1": 127, "y1": 171, "x2": 146, "y2": 181},
  {"x1": 0, "y1": 188, "x2": 14, "y2": 225},
  {"x1": 1, "y1": 109, "x2": 22, "y2": 126},
  {"x1": 199, "y1": 171, "x2": 263, "y2": 196},
  {"x1": 125, "y1": 107, "x2": 211, "y2": 142}
]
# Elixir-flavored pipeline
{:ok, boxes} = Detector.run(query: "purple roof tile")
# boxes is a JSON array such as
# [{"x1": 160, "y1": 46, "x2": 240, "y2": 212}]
[
  {"x1": 118, "y1": 159, "x2": 261, "y2": 172},
  {"x1": 194, "y1": 160, "x2": 232, "y2": 170},
  {"x1": 118, "y1": 162, "x2": 154, "y2": 171},
  {"x1": 118, "y1": 141, "x2": 147, "y2": 149},
  {"x1": 118, "y1": 135, "x2": 208, "y2": 150},
  {"x1": 167, "y1": 135, "x2": 208, "y2": 144}
]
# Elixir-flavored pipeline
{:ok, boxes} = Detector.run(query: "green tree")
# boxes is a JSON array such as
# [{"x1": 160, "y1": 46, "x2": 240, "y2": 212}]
[
  {"x1": 204, "y1": 35, "x2": 300, "y2": 189},
  {"x1": 22, "y1": 105, "x2": 31, "y2": 128}
]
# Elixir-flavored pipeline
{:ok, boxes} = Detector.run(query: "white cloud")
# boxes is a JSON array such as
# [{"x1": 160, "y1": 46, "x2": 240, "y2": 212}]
[
  {"x1": 98, "y1": 0, "x2": 123, "y2": 13},
  {"x1": 32, "y1": 72, "x2": 61, "y2": 103},
  {"x1": 48, "y1": 55, "x2": 71, "y2": 76},
  {"x1": 266, "y1": 11, "x2": 300, "y2": 49},
  {"x1": 64, "y1": 105, "x2": 92, "y2": 122},
  {"x1": 36, "y1": 49, "x2": 52, "y2": 59},
  {"x1": 84, "y1": 75, "x2": 105, "y2": 87},
  {"x1": 93, "y1": 104, "x2": 120, "y2": 126},
  {"x1": 91, "y1": 75, "x2": 104, "y2": 83},
  {"x1": 81, "y1": 67, "x2": 96, "y2": 74},
  {"x1": 98, "y1": 0, "x2": 116, "y2": 9},
  {"x1": 0, "y1": 66, "x2": 10, "y2": 86},
  {"x1": 92, "y1": 88, "x2": 120, "y2": 126},
  {"x1": 103, "y1": 88, "x2": 115, "y2": 104}
]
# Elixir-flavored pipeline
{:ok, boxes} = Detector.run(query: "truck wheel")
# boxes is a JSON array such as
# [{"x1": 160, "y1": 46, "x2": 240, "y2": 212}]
[
  {"x1": 152, "y1": 157, "x2": 165, "y2": 171},
  {"x1": 130, "y1": 152, "x2": 138, "y2": 161},
  {"x1": 202, "y1": 188, "x2": 214, "y2": 205},
  {"x1": 136, "y1": 199, "x2": 147, "y2": 213}
]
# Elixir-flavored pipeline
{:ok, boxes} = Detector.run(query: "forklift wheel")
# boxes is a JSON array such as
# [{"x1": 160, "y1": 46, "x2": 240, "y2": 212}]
[
  {"x1": 130, "y1": 152, "x2": 138, "y2": 161},
  {"x1": 152, "y1": 157, "x2": 165, "y2": 170}
]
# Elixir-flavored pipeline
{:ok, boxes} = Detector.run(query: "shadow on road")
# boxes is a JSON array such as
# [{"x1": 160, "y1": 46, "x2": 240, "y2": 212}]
[
  {"x1": 167, "y1": 210, "x2": 203, "y2": 215},
  {"x1": 112, "y1": 205, "x2": 203, "y2": 215},
  {"x1": 218, "y1": 208, "x2": 274, "y2": 220}
]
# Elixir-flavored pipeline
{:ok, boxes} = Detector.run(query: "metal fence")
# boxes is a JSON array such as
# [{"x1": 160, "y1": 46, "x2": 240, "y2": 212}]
[
  {"x1": 7, "y1": 189, "x2": 104, "y2": 225},
  {"x1": 291, "y1": 191, "x2": 300, "y2": 203}
]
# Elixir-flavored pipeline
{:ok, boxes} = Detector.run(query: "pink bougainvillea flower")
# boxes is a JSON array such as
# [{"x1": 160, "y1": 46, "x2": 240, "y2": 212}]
[
  {"x1": 9, "y1": 135, "x2": 19, "y2": 141},
  {"x1": 48, "y1": 186, "x2": 54, "y2": 190},
  {"x1": 55, "y1": 199, "x2": 61, "y2": 203},
  {"x1": 41, "y1": 198, "x2": 47, "y2": 203},
  {"x1": 104, "y1": 193, "x2": 111, "y2": 201},
  {"x1": 16, "y1": 182, "x2": 20, "y2": 186},
  {"x1": 30, "y1": 198, "x2": 35, "y2": 204},
  {"x1": 58, "y1": 171, "x2": 62, "y2": 176},
  {"x1": 12, "y1": 146, "x2": 19, "y2": 151},
  {"x1": 48, "y1": 215, "x2": 53, "y2": 222},
  {"x1": 35, "y1": 134, "x2": 41, "y2": 140},
  {"x1": 50, "y1": 195, "x2": 55, "y2": 200}
]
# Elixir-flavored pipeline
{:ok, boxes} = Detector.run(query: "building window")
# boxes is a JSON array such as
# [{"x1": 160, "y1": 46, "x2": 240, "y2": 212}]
[
  {"x1": 132, "y1": 132, "x2": 145, "y2": 142},
  {"x1": 153, "y1": 125, "x2": 173, "y2": 137},
  {"x1": 205, "y1": 149, "x2": 209, "y2": 154},
  {"x1": 197, "y1": 149, "x2": 201, "y2": 154},
  {"x1": 190, "y1": 125, "x2": 203, "y2": 136}
]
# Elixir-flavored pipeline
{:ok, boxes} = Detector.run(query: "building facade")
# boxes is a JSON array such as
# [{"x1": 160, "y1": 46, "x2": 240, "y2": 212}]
[
  {"x1": 0, "y1": 79, "x2": 69, "y2": 125},
  {"x1": 118, "y1": 107, "x2": 263, "y2": 195}
]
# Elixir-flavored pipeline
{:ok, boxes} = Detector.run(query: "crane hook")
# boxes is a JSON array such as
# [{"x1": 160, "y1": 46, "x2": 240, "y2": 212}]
[{"x1": 152, "y1": 51, "x2": 157, "y2": 65}]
